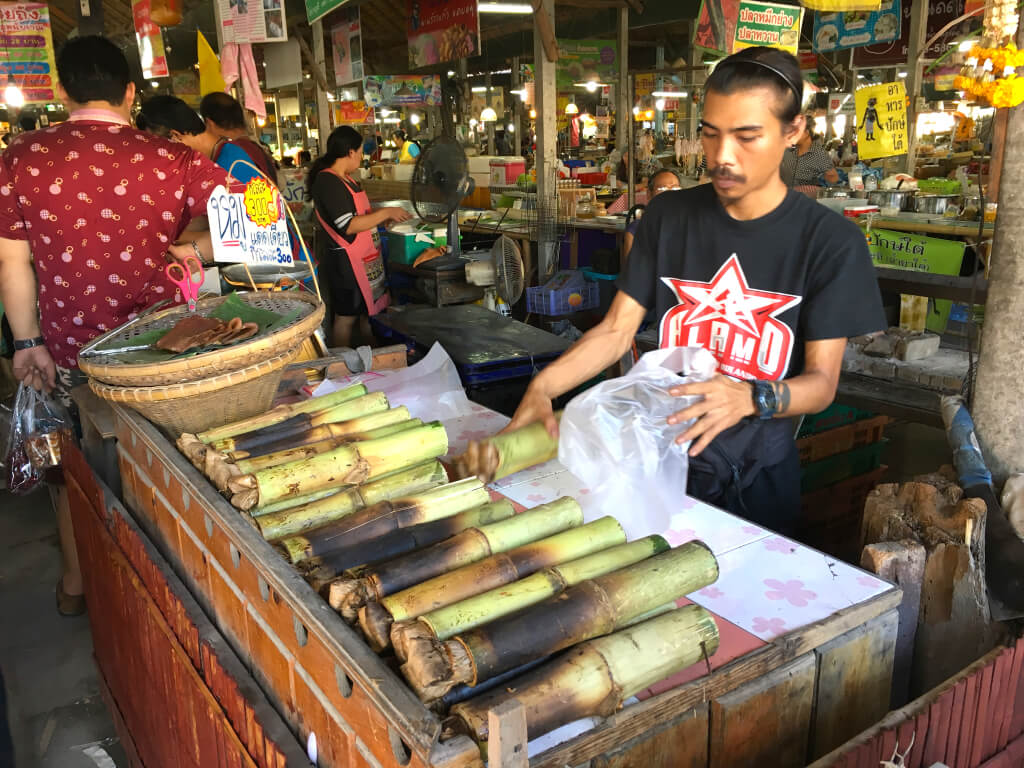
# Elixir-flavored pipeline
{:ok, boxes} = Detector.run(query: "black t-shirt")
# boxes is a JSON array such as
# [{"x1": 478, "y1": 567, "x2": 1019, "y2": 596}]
[
  {"x1": 617, "y1": 183, "x2": 885, "y2": 382},
  {"x1": 312, "y1": 171, "x2": 358, "y2": 249}
]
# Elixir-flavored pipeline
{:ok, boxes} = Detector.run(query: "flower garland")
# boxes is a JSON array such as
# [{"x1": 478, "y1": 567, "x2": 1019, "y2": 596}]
[{"x1": 956, "y1": 43, "x2": 1024, "y2": 108}]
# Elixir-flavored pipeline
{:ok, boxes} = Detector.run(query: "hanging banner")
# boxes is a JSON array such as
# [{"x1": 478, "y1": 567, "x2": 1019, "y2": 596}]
[
  {"x1": 694, "y1": 0, "x2": 741, "y2": 55},
  {"x1": 556, "y1": 39, "x2": 618, "y2": 91},
  {"x1": 218, "y1": 0, "x2": 287, "y2": 45},
  {"x1": 208, "y1": 178, "x2": 293, "y2": 266},
  {"x1": 306, "y1": 0, "x2": 349, "y2": 23},
  {"x1": 813, "y1": 0, "x2": 901, "y2": 53},
  {"x1": 854, "y1": 0, "x2": 966, "y2": 66},
  {"x1": 407, "y1": 0, "x2": 479, "y2": 68},
  {"x1": 855, "y1": 81, "x2": 908, "y2": 160},
  {"x1": 130, "y1": 0, "x2": 169, "y2": 79},
  {"x1": 733, "y1": 1, "x2": 804, "y2": 55},
  {"x1": 0, "y1": 3, "x2": 58, "y2": 103},
  {"x1": 332, "y1": 7, "x2": 363, "y2": 85},
  {"x1": 363, "y1": 74, "x2": 441, "y2": 107},
  {"x1": 332, "y1": 100, "x2": 374, "y2": 124}
]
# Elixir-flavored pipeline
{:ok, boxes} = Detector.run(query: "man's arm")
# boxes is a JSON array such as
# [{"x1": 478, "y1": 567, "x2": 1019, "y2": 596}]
[
  {"x1": 0, "y1": 237, "x2": 55, "y2": 391},
  {"x1": 669, "y1": 337, "x2": 846, "y2": 456},
  {"x1": 506, "y1": 291, "x2": 648, "y2": 435}
]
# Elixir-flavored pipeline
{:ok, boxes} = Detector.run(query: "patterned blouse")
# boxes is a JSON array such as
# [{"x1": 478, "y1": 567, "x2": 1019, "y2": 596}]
[{"x1": 779, "y1": 141, "x2": 835, "y2": 187}]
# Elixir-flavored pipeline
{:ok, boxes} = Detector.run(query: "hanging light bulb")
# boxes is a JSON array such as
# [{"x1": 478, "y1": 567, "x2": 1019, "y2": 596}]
[
  {"x1": 564, "y1": 99, "x2": 579, "y2": 115},
  {"x1": 632, "y1": 105, "x2": 640, "y2": 116},
  {"x1": 410, "y1": 113, "x2": 421, "y2": 125},
  {"x1": 655, "y1": 98, "x2": 666, "y2": 111},
  {"x1": 4, "y1": 80, "x2": 24, "y2": 109},
  {"x1": 585, "y1": 80, "x2": 598, "y2": 93},
  {"x1": 529, "y1": 108, "x2": 537, "y2": 119},
  {"x1": 470, "y1": 117, "x2": 479, "y2": 127},
  {"x1": 481, "y1": 106, "x2": 498, "y2": 122}
]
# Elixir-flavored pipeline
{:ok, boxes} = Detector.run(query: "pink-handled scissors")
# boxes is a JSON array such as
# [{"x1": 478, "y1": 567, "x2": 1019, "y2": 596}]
[{"x1": 165, "y1": 255, "x2": 205, "y2": 312}]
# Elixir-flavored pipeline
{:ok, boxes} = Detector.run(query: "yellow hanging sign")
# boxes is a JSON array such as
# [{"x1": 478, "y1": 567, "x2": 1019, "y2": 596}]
[{"x1": 855, "y1": 81, "x2": 908, "y2": 160}]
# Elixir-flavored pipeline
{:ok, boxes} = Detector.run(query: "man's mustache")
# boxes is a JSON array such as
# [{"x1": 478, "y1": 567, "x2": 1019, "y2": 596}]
[{"x1": 707, "y1": 166, "x2": 746, "y2": 183}]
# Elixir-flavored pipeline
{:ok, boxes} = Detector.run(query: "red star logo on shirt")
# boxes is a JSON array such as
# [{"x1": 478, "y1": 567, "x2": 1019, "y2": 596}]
[{"x1": 660, "y1": 254, "x2": 802, "y2": 380}]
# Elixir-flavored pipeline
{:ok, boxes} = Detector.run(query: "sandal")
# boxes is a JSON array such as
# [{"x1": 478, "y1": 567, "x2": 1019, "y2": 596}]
[{"x1": 56, "y1": 576, "x2": 86, "y2": 617}]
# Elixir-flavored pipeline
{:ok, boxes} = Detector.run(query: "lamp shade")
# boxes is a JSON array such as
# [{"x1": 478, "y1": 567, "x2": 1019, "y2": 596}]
[
  {"x1": 564, "y1": 101, "x2": 579, "y2": 115},
  {"x1": 481, "y1": 106, "x2": 498, "y2": 122}
]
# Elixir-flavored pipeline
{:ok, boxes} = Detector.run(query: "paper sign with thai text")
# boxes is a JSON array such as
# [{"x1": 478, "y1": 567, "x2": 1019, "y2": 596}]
[
  {"x1": 218, "y1": 0, "x2": 287, "y2": 45},
  {"x1": 556, "y1": 39, "x2": 618, "y2": 90},
  {"x1": 208, "y1": 180, "x2": 293, "y2": 266},
  {"x1": 0, "y1": 3, "x2": 57, "y2": 103},
  {"x1": 855, "y1": 81, "x2": 907, "y2": 159},
  {"x1": 408, "y1": 0, "x2": 479, "y2": 68},
  {"x1": 332, "y1": 7, "x2": 363, "y2": 85},
  {"x1": 854, "y1": 0, "x2": 967, "y2": 66},
  {"x1": 733, "y1": 1, "x2": 804, "y2": 55},
  {"x1": 131, "y1": 0, "x2": 169, "y2": 79},
  {"x1": 278, "y1": 169, "x2": 307, "y2": 213},
  {"x1": 813, "y1": 0, "x2": 901, "y2": 53}
]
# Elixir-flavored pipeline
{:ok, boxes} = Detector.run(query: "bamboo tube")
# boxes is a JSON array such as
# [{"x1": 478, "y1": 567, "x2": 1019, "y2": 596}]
[
  {"x1": 211, "y1": 393, "x2": 390, "y2": 454},
  {"x1": 196, "y1": 383, "x2": 368, "y2": 444},
  {"x1": 225, "y1": 407, "x2": 413, "y2": 461},
  {"x1": 254, "y1": 460, "x2": 450, "y2": 541},
  {"x1": 177, "y1": 433, "x2": 210, "y2": 469},
  {"x1": 392, "y1": 535, "x2": 668, "y2": 662},
  {"x1": 252, "y1": 488, "x2": 340, "y2": 517},
  {"x1": 446, "y1": 606, "x2": 720, "y2": 748},
  {"x1": 451, "y1": 416, "x2": 560, "y2": 484},
  {"x1": 330, "y1": 497, "x2": 581, "y2": 624},
  {"x1": 401, "y1": 540, "x2": 718, "y2": 701},
  {"x1": 305, "y1": 500, "x2": 517, "y2": 591},
  {"x1": 277, "y1": 477, "x2": 488, "y2": 563},
  {"x1": 228, "y1": 421, "x2": 449, "y2": 511},
  {"x1": 363, "y1": 516, "x2": 626, "y2": 652}
]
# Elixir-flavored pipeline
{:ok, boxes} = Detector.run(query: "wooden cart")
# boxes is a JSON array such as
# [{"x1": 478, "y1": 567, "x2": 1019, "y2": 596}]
[{"x1": 70, "y1": 403, "x2": 903, "y2": 767}]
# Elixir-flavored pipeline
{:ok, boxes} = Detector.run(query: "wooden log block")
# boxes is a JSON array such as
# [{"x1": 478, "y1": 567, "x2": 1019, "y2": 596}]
[
  {"x1": 488, "y1": 699, "x2": 528, "y2": 768},
  {"x1": 861, "y1": 541, "x2": 926, "y2": 707}
]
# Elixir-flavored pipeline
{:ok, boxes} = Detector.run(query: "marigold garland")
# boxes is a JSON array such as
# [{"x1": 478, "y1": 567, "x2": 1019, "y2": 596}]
[{"x1": 957, "y1": 43, "x2": 1024, "y2": 108}]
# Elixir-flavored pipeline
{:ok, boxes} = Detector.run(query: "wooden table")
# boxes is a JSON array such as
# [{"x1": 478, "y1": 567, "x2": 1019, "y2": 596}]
[{"x1": 69, "y1": 392, "x2": 903, "y2": 768}]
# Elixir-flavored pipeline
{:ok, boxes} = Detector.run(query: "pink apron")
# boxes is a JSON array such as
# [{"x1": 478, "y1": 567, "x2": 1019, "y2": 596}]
[{"x1": 315, "y1": 169, "x2": 390, "y2": 315}]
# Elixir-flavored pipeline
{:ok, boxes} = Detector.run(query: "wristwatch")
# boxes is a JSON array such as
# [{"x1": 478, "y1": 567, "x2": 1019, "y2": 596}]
[
  {"x1": 750, "y1": 380, "x2": 778, "y2": 420},
  {"x1": 13, "y1": 336, "x2": 45, "y2": 351}
]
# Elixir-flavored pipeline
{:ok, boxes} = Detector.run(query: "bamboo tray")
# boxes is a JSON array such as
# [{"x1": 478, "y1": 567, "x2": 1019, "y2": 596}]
[{"x1": 78, "y1": 291, "x2": 324, "y2": 387}]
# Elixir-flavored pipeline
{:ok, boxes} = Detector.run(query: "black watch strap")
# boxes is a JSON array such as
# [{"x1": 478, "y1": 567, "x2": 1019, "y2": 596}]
[{"x1": 13, "y1": 336, "x2": 46, "y2": 351}]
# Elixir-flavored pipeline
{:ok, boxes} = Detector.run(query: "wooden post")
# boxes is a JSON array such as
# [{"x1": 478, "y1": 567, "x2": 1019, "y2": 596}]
[
  {"x1": 273, "y1": 94, "x2": 284, "y2": 161},
  {"x1": 987, "y1": 107, "x2": 1009, "y2": 203},
  {"x1": 511, "y1": 56, "x2": 522, "y2": 156},
  {"x1": 904, "y1": 0, "x2": 929, "y2": 175},
  {"x1": 617, "y1": 6, "x2": 630, "y2": 151},
  {"x1": 296, "y1": 84, "x2": 309, "y2": 151},
  {"x1": 311, "y1": 20, "x2": 332, "y2": 154},
  {"x1": 488, "y1": 699, "x2": 528, "y2": 768},
  {"x1": 486, "y1": 72, "x2": 496, "y2": 156},
  {"x1": 533, "y1": 0, "x2": 558, "y2": 281}
]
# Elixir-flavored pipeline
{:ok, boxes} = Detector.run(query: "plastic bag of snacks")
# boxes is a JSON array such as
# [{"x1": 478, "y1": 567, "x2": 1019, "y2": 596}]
[{"x1": 3, "y1": 383, "x2": 72, "y2": 495}]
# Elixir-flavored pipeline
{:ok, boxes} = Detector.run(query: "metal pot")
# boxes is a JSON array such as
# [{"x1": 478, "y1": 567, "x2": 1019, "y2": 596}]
[
  {"x1": 866, "y1": 189, "x2": 917, "y2": 212},
  {"x1": 959, "y1": 195, "x2": 982, "y2": 221},
  {"x1": 915, "y1": 194, "x2": 962, "y2": 215},
  {"x1": 222, "y1": 262, "x2": 315, "y2": 291},
  {"x1": 817, "y1": 186, "x2": 851, "y2": 199}
]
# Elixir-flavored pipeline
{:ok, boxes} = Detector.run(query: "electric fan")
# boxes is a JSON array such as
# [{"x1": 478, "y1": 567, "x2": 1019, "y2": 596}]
[
  {"x1": 410, "y1": 137, "x2": 475, "y2": 259},
  {"x1": 465, "y1": 234, "x2": 526, "y2": 315}
]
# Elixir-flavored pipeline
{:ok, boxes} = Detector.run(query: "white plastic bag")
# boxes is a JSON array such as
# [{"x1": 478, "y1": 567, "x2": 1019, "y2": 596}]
[{"x1": 558, "y1": 347, "x2": 718, "y2": 538}]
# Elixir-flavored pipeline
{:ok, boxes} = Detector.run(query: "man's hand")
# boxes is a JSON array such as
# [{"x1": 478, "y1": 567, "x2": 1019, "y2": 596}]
[
  {"x1": 668, "y1": 375, "x2": 756, "y2": 457},
  {"x1": 503, "y1": 385, "x2": 559, "y2": 438},
  {"x1": 13, "y1": 345, "x2": 56, "y2": 393}
]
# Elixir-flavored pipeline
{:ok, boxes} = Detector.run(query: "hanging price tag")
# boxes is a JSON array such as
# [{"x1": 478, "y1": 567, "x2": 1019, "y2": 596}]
[{"x1": 207, "y1": 178, "x2": 293, "y2": 266}]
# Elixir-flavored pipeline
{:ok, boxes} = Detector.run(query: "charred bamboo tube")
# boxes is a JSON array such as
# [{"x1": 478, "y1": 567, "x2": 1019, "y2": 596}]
[
  {"x1": 225, "y1": 407, "x2": 414, "y2": 461},
  {"x1": 451, "y1": 416, "x2": 561, "y2": 484},
  {"x1": 228, "y1": 421, "x2": 449, "y2": 511},
  {"x1": 391, "y1": 535, "x2": 668, "y2": 661},
  {"x1": 446, "y1": 606, "x2": 720, "y2": 749},
  {"x1": 195, "y1": 383, "x2": 368, "y2": 444},
  {"x1": 401, "y1": 540, "x2": 717, "y2": 701},
  {"x1": 364, "y1": 516, "x2": 626, "y2": 652},
  {"x1": 210, "y1": 393, "x2": 390, "y2": 454},
  {"x1": 305, "y1": 500, "x2": 517, "y2": 591},
  {"x1": 277, "y1": 477, "x2": 488, "y2": 563},
  {"x1": 252, "y1": 488, "x2": 341, "y2": 517},
  {"x1": 254, "y1": 460, "x2": 450, "y2": 541},
  {"x1": 330, "y1": 497, "x2": 581, "y2": 624}
]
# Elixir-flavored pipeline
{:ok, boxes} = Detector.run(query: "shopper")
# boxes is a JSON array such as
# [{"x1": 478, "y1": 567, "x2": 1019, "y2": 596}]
[
  {"x1": 307, "y1": 126, "x2": 411, "y2": 347},
  {"x1": 507, "y1": 46, "x2": 885, "y2": 536},
  {"x1": 200, "y1": 91, "x2": 278, "y2": 183},
  {"x1": 780, "y1": 113, "x2": 840, "y2": 192},
  {"x1": 0, "y1": 36, "x2": 231, "y2": 615},
  {"x1": 622, "y1": 168, "x2": 682, "y2": 264}
]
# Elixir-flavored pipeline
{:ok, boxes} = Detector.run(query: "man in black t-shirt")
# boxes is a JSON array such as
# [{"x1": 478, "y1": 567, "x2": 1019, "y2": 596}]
[{"x1": 507, "y1": 47, "x2": 885, "y2": 535}]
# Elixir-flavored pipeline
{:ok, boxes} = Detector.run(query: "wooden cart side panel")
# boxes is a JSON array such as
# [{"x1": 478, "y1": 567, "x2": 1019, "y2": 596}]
[
  {"x1": 709, "y1": 653, "x2": 817, "y2": 768},
  {"x1": 587, "y1": 704, "x2": 710, "y2": 768},
  {"x1": 113, "y1": 408, "x2": 446, "y2": 768},
  {"x1": 810, "y1": 609, "x2": 899, "y2": 759}
]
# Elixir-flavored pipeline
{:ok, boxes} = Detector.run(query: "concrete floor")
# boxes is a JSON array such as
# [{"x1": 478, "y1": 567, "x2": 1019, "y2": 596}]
[{"x1": 0, "y1": 487, "x2": 127, "y2": 768}]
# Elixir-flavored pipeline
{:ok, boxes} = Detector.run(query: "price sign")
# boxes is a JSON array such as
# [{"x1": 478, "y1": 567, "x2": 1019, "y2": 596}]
[{"x1": 208, "y1": 179, "x2": 293, "y2": 266}]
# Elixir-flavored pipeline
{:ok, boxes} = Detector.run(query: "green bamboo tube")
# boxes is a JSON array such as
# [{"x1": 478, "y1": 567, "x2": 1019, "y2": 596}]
[
  {"x1": 307, "y1": 500, "x2": 517, "y2": 593},
  {"x1": 364, "y1": 516, "x2": 627, "y2": 653},
  {"x1": 331, "y1": 497, "x2": 581, "y2": 625},
  {"x1": 252, "y1": 488, "x2": 340, "y2": 517},
  {"x1": 194, "y1": 383, "x2": 368, "y2": 444},
  {"x1": 278, "y1": 477, "x2": 488, "y2": 564},
  {"x1": 452, "y1": 416, "x2": 561, "y2": 484},
  {"x1": 446, "y1": 606, "x2": 720, "y2": 749},
  {"x1": 393, "y1": 535, "x2": 669, "y2": 661},
  {"x1": 228, "y1": 422, "x2": 449, "y2": 511},
  {"x1": 402, "y1": 540, "x2": 718, "y2": 701},
  {"x1": 254, "y1": 459, "x2": 449, "y2": 542}
]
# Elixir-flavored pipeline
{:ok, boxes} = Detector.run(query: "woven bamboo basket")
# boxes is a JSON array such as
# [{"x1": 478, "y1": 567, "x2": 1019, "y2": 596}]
[
  {"x1": 78, "y1": 291, "x2": 324, "y2": 387},
  {"x1": 89, "y1": 349, "x2": 297, "y2": 435}
]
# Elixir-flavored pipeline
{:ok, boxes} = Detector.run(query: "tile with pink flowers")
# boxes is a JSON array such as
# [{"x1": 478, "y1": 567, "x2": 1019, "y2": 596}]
[
  {"x1": 686, "y1": 535, "x2": 895, "y2": 642},
  {"x1": 493, "y1": 467, "x2": 594, "y2": 508},
  {"x1": 440, "y1": 410, "x2": 510, "y2": 459},
  {"x1": 662, "y1": 497, "x2": 773, "y2": 556}
]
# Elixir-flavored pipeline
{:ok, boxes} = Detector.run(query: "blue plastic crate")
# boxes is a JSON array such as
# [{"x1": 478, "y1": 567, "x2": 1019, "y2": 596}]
[{"x1": 526, "y1": 270, "x2": 600, "y2": 315}]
